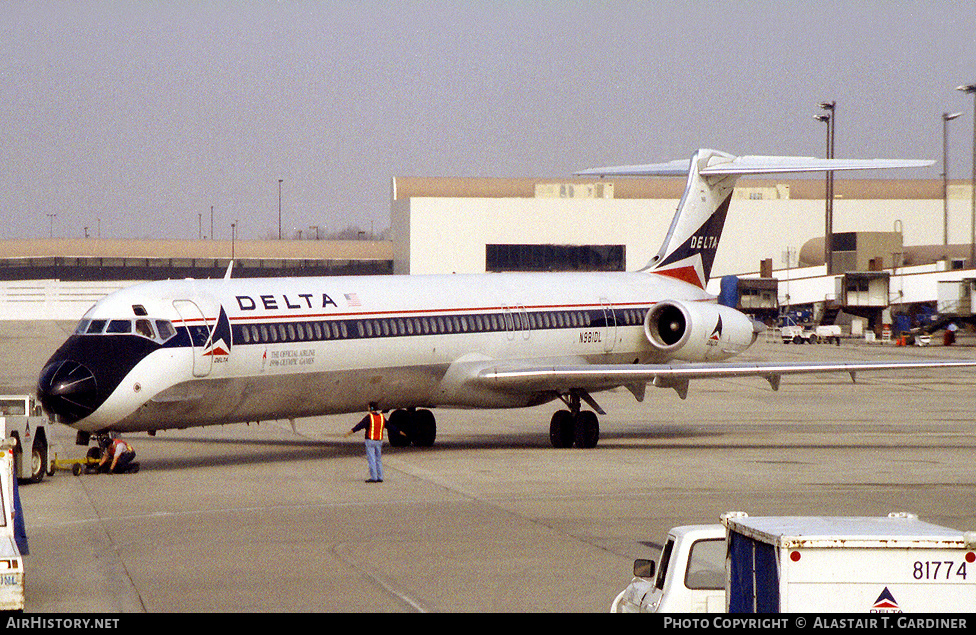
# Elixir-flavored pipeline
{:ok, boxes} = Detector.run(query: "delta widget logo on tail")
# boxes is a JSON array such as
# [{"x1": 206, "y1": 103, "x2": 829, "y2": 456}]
[
  {"x1": 202, "y1": 306, "x2": 233, "y2": 358},
  {"x1": 650, "y1": 194, "x2": 732, "y2": 289}
]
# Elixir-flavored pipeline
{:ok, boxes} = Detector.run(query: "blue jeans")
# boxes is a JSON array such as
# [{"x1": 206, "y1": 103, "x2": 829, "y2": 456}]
[{"x1": 365, "y1": 439, "x2": 383, "y2": 481}]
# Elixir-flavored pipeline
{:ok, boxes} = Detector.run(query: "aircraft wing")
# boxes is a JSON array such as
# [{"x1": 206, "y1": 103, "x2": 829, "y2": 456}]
[{"x1": 474, "y1": 359, "x2": 976, "y2": 401}]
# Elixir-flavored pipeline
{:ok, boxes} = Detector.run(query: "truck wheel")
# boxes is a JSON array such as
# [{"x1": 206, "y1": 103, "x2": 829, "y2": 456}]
[
  {"x1": 792, "y1": 335, "x2": 802, "y2": 344},
  {"x1": 72, "y1": 463, "x2": 83, "y2": 476},
  {"x1": 809, "y1": 334, "x2": 819, "y2": 344},
  {"x1": 28, "y1": 444, "x2": 46, "y2": 483}
]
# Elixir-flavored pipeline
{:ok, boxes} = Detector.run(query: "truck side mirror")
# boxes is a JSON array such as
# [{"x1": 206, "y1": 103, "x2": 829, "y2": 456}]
[{"x1": 633, "y1": 558, "x2": 655, "y2": 578}]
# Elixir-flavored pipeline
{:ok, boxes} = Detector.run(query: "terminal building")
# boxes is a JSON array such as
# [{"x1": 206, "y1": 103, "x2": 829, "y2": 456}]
[{"x1": 2, "y1": 174, "x2": 975, "y2": 334}]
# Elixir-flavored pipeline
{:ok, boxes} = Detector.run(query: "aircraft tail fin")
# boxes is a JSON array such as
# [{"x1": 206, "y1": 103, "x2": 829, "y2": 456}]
[{"x1": 576, "y1": 150, "x2": 932, "y2": 289}]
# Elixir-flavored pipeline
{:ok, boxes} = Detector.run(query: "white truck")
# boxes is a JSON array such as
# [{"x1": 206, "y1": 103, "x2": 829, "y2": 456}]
[
  {"x1": 780, "y1": 324, "x2": 842, "y2": 344},
  {"x1": 612, "y1": 512, "x2": 976, "y2": 613},
  {"x1": 610, "y1": 523, "x2": 725, "y2": 613},
  {"x1": 0, "y1": 395, "x2": 52, "y2": 483}
]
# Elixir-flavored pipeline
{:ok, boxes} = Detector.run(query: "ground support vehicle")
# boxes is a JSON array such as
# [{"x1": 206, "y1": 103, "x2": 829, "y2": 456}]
[
  {"x1": 0, "y1": 441, "x2": 26, "y2": 610},
  {"x1": 610, "y1": 524, "x2": 725, "y2": 612},
  {"x1": 780, "y1": 324, "x2": 842, "y2": 345},
  {"x1": 0, "y1": 395, "x2": 52, "y2": 483},
  {"x1": 612, "y1": 512, "x2": 976, "y2": 613}
]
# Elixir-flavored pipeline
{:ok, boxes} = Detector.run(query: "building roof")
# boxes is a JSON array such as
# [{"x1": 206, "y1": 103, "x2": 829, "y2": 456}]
[{"x1": 0, "y1": 238, "x2": 393, "y2": 261}]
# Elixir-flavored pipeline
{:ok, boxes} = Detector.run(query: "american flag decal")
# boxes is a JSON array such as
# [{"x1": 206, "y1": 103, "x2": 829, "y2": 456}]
[{"x1": 345, "y1": 293, "x2": 361, "y2": 307}]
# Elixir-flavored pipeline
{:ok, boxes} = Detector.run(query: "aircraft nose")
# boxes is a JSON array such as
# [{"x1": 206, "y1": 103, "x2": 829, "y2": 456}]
[{"x1": 37, "y1": 359, "x2": 99, "y2": 424}]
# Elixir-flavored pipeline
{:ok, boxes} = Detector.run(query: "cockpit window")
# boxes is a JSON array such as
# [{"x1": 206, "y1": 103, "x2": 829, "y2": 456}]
[
  {"x1": 156, "y1": 320, "x2": 176, "y2": 341},
  {"x1": 76, "y1": 317, "x2": 176, "y2": 344},
  {"x1": 135, "y1": 319, "x2": 155, "y2": 339},
  {"x1": 107, "y1": 320, "x2": 132, "y2": 334},
  {"x1": 86, "y1": 320, "x2": 107, "y2": 334}
]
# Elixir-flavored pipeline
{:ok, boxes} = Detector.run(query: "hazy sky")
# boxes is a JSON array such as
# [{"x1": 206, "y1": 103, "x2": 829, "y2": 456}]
[{"x1": 2, "y1": 1, "x2": 974, "y2": 241}]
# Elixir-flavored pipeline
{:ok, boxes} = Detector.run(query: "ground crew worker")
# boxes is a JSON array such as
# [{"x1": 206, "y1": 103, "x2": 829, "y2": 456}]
[
  {"x1": 344, "y1": 403, "x2": 402, "y2": 483},
  {"x1": 98, "y1": 436, "x2": 137, "y2": 474}
]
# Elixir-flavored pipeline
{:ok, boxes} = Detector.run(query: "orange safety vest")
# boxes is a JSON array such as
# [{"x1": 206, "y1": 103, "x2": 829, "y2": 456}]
[{"x1": 366, "y1": 412, "x2": 385, "y2": 441}]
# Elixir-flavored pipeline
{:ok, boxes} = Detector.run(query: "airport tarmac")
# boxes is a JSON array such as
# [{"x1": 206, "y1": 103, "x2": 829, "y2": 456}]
[{"x1": 9, "y1": 330, "x2": 976, "y2": 613}]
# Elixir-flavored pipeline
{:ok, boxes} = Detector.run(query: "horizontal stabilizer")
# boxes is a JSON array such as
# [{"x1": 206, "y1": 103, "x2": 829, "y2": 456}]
[
  {"x1": 575, "y1": 159, "x2": 692, "y2": 177},
  {"x1": 575, "y1": 153, "x2": 933, "y2": 178}
]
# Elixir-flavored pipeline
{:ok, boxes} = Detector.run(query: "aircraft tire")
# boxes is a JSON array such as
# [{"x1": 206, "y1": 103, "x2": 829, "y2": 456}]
[
  {"x1": 574, "y1": 411, "x2": 599, "y2": 449},
  {"x1": 388, "y1": 410, "x2": 413, "y2": 448},
  {"x1": 549, "y1": 410, "x2": 575, "y2": 448},
  {"x1": 412, "y1": 410, "x2": 436, "y2": 447}
]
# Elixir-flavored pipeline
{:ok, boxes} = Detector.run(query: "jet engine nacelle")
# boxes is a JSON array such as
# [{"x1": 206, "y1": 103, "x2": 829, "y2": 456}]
[{"x1": 644, "y1": 299, "x2": 757, "y2": 362}]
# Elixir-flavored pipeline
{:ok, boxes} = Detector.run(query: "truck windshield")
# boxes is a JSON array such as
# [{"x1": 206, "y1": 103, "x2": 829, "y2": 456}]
[
  {"x1": 0, "y1": 399, "x2": 26, "y2": 416},
  {"x1": 655, "y1": 537, "x2": 675, "y2": 590},
  {"x1": 685, "y1": 538, "x2": 725, "y2": 590}
]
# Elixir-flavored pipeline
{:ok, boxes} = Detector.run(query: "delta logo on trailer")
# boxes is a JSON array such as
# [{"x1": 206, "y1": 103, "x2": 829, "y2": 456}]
[{"x1": 869, "y1": 587, "x2": 902, "y2": 613}]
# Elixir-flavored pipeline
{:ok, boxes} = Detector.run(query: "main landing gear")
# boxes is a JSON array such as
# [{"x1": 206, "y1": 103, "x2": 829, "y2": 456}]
[
  {"x1": 385, "y1": 397, "x2": 601, "y2": 450},
  {"x1": 387, "y1": 408, "x2": 437, "y2": 448},
  {"x1": 549, "y1": 392, "x2": 600, "y2": 449}
]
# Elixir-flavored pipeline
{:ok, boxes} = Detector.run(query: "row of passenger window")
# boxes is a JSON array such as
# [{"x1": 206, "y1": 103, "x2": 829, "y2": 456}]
[{"x1": 231, "y1": 308, "x2": 649, "y2": 345}]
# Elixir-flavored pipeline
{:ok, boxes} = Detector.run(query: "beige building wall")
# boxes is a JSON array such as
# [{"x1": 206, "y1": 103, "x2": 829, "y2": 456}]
[
  {"x1": 392, "y1": 196, "x2": 675, "y2": 275},
  {"x1": 392, "y1": 177, "x2": 965, "y2": 279}
]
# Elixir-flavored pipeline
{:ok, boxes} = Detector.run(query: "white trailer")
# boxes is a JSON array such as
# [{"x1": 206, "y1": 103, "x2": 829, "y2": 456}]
[
  {"x1": 612, "y1": 512, "x2": 976, "y2": 613},
  {"x1": 723, "y1": 512, "x2": 976, "y2": 612},
  {"x1": 0, "y1": 441, "x2": 25, "y2": 610}
]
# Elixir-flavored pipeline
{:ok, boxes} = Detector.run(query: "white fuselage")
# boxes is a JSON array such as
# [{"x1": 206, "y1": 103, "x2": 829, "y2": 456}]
[{"x1": 42, "y1": 269, "x2": 741, "y2": 434}]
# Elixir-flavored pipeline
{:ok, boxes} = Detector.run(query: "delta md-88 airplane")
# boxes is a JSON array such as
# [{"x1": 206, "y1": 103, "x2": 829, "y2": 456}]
[{"x1": 36, "y1": 149, "x2": 976, "y2": 449}]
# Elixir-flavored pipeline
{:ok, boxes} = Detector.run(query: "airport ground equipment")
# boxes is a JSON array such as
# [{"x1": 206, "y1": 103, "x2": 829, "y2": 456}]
[
  {"x1": 780, "y1": 324, "x2": 842, "y2": 344},
  {"x1": 50, "y1": 445, "x2": 139, "y2": 476},
  {"x1": 610, "y1": 523, "x2": 725, "y2": 613},
  {"x1": 48, "y1": 447, "x2": 102, "y2": 476},
  {"x1": 0, "y1": 441, "x2": 25, "y2": 610},
  {"x1": 612, "y1": 512, "x2": 976, "y2": 613},
  {"x1": 0, "y1": 395, "x2": 52, "y2": 483}
]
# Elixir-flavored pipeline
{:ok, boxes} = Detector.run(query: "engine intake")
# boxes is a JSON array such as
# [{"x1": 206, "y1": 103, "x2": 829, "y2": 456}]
[{"x1": 644, "y1": 300, "x2": 757, "y2": 362}]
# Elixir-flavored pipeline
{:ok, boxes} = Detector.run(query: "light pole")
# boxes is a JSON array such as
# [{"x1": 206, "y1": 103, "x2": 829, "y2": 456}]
[
  {"x1": 278, "y1": 179, "x2": 284, "y2": 240},
  {"x1": 815, "y1": 102, "x2": 835, "y2": 273},
  {"x1": 943, "y1": 111, "x2": 963, "y2": 247},
  {"x1": 957, "y1": 84, "x2": 976, "y2": 267}
]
